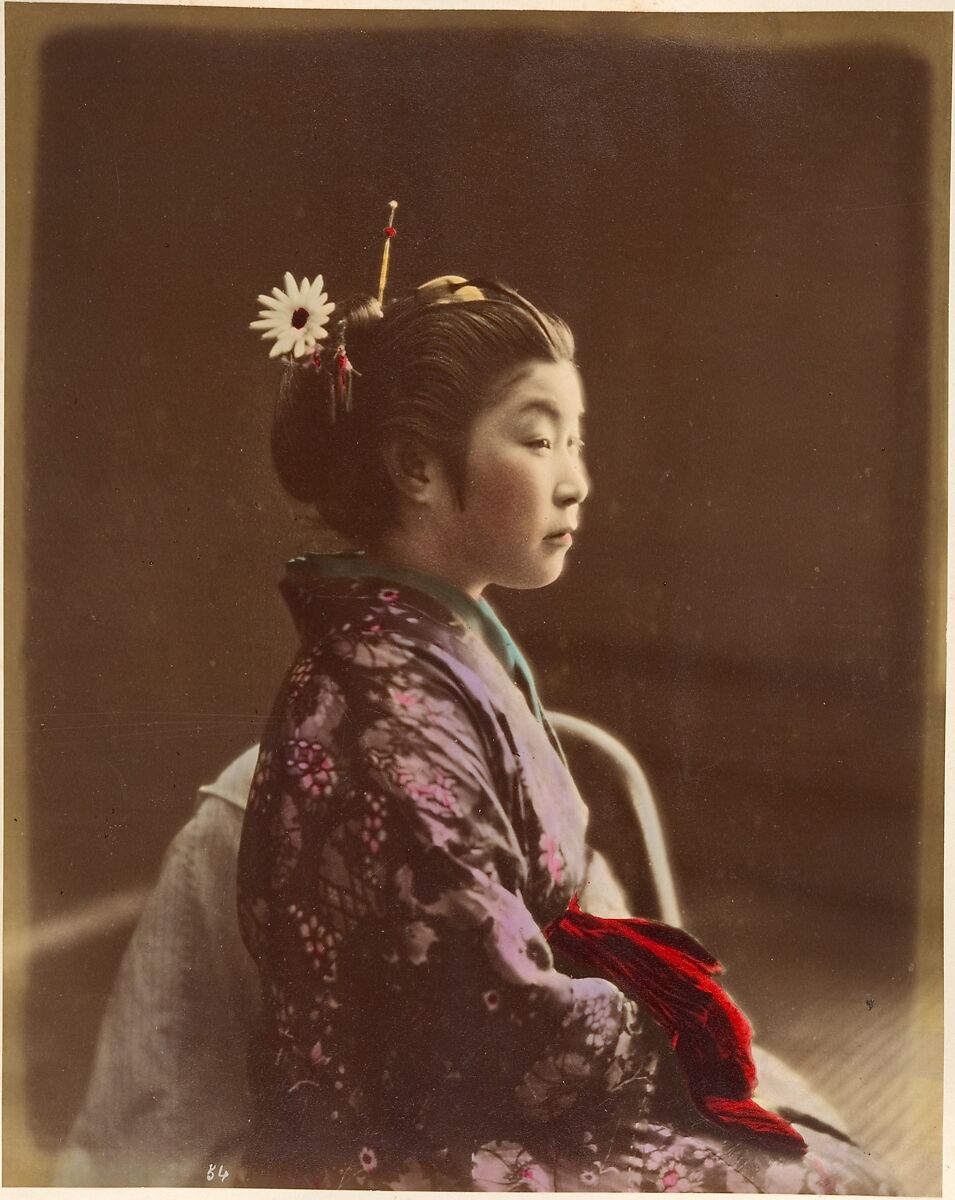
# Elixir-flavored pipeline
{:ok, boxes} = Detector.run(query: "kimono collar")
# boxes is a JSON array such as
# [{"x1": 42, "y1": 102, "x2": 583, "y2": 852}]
[{"x1": 286, "y1": 551, "x2": 547, "y2": 724}]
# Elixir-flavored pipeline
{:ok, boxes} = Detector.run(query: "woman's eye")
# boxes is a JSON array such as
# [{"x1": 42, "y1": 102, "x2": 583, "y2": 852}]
[{"x1": 527, "y1": 438, "x2": 552, "y2": 450}]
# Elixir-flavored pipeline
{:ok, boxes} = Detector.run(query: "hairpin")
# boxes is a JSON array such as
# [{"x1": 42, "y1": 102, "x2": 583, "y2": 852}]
[{"x1": 378, "y1": 200, "x2": 399, "y2": 305}]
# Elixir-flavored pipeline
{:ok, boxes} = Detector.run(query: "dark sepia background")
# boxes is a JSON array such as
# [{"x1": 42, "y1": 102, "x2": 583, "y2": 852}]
[{"x1": 5, "y1": 5, "x2": 948, "y2": 1191}]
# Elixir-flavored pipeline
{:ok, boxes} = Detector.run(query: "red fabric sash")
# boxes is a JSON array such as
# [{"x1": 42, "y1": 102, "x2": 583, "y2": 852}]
[{"x1": 543, "y1": 895, "x2": 807, "y2": 1156}]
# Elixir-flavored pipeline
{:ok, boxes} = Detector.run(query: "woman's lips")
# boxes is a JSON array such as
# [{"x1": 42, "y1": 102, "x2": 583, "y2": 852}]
[{"x1": 544, "y1": 532, "x2": 574, "y2": 546}]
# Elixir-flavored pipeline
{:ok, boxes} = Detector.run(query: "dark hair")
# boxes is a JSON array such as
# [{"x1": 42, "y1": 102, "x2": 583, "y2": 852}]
[{"x1": 270, "y1": 276, "x2": 576, "y2": 543}]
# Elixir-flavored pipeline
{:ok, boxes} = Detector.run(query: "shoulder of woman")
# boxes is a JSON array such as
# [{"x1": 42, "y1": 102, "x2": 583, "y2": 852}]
[
  {"x1": 286, "y1": 579, "x2": 491, "y2": 691},
  {"x1": 282, "y1": 571, "x2": 468, "y2": 651}
]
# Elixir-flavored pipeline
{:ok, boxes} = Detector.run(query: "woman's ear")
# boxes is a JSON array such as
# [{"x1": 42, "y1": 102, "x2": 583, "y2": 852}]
[{"x1": 382, "y1": 438, "x2": 442, "y2": 504}]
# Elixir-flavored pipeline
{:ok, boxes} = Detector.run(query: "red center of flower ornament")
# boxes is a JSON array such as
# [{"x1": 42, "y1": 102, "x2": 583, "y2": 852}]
[
  {"x1": 291, "y1": 307, "x2": 309, "y2": 329},
  {"x1": 384, "y1": 227, "x2": 397, "y2": 237}
]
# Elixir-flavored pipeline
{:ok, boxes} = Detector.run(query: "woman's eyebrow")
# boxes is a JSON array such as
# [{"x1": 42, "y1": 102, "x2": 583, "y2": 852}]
[
  {"x1": 515, "y1": 399, "x2": 559, "y2": 421},
  {"x1": 514, "y1": 399, "x2": 585, "y2": 422}
]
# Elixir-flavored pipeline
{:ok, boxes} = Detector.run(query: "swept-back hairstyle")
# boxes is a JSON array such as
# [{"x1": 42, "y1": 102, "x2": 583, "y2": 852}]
[{"x1": 271, "y1": 276, "x2": 576, "y2": 543}]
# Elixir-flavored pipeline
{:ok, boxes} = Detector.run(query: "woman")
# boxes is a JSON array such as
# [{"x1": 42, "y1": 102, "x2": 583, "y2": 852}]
[{"x1": 238, "y1": 270, "x2": 894, "y2": 1192}]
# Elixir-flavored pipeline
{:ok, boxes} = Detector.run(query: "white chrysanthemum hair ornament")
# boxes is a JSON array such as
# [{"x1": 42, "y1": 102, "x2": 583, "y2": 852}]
[
  {"x1": 250, "y1": 200, "x2": 399, "y2": 422},
  {"x1": 250, "y1": 272, "x2": 336, "y2": 360}
]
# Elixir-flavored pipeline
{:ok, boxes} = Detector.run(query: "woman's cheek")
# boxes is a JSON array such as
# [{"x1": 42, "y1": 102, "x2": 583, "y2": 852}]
[{"x1": 471, "y1": 460, "x2": 539, "y2": 531}]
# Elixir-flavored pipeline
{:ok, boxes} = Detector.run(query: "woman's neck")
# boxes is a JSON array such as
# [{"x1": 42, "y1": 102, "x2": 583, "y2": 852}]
[{"x1": 366, "y1": 528, "x2": 486, "y2": 600}]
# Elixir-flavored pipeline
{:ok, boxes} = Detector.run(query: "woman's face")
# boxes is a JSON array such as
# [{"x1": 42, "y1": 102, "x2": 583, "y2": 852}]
[{"x1": 435, "y1": 358, "x2": 590, "y2": 596}]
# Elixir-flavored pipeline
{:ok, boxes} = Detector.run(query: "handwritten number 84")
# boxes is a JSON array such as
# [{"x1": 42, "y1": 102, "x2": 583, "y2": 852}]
[{"x1": 206, "y1": 1164, "x2": 230, "y2": 1183}]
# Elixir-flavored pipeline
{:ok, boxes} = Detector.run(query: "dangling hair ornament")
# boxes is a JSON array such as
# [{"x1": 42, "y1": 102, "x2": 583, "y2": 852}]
[
  {"x1": 249, "y1": 201, "x2": 398, "y2": 424},
  {"x1": 326, "y1": 319, "x2": 361, "y2": 424}
]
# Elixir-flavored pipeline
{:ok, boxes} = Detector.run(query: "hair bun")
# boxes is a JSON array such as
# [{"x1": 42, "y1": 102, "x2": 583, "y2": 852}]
[{"x1": 338, "y1": 294, "x2": 384, "y2": 332}]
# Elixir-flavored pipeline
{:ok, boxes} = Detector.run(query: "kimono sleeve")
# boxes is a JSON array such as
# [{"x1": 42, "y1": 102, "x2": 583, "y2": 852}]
[
  {"x1": 329, "y1": 647, "x2": 652, "y2": 1148},
  {"x1": 577, "y1": 847, "x2": 632, "y2": 919}
]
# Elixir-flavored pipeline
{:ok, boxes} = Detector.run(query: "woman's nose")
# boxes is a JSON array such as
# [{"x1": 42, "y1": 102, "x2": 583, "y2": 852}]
[{"x1": 556, "y1": 455, "x2": 590, "y2": 507}]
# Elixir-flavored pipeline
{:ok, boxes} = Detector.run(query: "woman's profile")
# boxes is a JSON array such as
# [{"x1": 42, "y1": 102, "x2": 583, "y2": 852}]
[{"x1": 236, "y1": 214, "x2": 895, "y2": 1192}]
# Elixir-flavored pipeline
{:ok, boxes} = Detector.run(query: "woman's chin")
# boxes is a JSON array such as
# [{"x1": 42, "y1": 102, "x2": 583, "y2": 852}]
[{"x1": 494, "y1": 556, "x2": 568, "y2": 592}]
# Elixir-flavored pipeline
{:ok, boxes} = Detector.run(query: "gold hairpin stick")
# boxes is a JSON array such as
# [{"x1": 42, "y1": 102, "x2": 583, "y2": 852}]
[{"x1": 377, "y1": 200, "x2": 399, "y2": 305}]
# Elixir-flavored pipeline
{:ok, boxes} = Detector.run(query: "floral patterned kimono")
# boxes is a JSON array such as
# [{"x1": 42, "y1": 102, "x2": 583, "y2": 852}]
[{"x1": 236, "y1": 553, "x2": 894, "y2": 1193}]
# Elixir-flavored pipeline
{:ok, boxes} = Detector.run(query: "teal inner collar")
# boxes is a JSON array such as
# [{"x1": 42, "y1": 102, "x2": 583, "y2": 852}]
[{"x1": 287, "y1": 551, "x2": 546, "y2": 724}]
